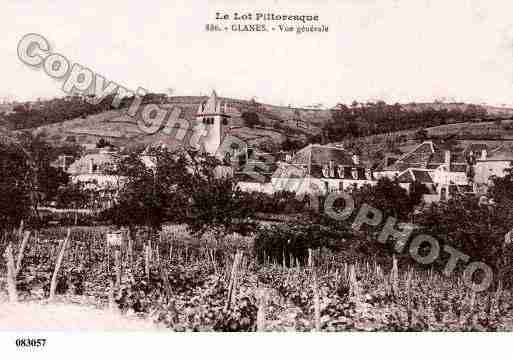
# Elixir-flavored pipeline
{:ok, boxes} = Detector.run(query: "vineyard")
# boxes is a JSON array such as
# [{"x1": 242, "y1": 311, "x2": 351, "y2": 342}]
[{"x1": 2, "y1": 225, "x2": 513, "y2": 331}]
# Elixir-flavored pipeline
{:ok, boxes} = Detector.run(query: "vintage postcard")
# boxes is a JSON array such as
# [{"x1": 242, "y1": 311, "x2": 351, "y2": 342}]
[{"x1": 1, "y1": 0, "x2": 513, "y2": 357}]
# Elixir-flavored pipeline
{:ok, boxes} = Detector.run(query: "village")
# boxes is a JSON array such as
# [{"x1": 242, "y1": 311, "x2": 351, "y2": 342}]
[
  {"x1": 55, "y1": 90, "x2": 513, "y2": 211},
  {"x1": 3, "y1": 90, "x2": 513, "y2": 333}
]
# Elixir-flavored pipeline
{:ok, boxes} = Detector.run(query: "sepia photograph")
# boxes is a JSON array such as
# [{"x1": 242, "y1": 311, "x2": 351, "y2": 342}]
[{"x1": 2, "y1": 0, "x2": 513, "y2": 356}]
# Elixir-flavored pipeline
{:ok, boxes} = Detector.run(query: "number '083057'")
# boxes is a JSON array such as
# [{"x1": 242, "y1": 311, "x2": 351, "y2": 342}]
[{"x1": 15, "y1": 338, "x2": 47, "y2": 348}]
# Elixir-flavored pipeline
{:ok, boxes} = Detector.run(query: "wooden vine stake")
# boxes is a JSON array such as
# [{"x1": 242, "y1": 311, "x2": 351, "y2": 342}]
[
  {"x1": 390, "y1": 255, "x2": 399, "y2": 297},
  {"x1": 225, "y1": 250, "x2": 243, "y2": 311},
  {"x1": 145, "y1": 243, "x2": 150, "y2": 280},
  {"x1": 15, "y1": 230, "x2": 31, "y2": 277},
  {"x1": 108, "y1": 279, "x2": 117, "y2": 312},
  {"x1": 114, "y1": 249, "x2": 121, "y2": 292},
  {"x1": 3, "y1": 243, "x2": 17, "y2": 303},
  {"x1": 256, "y1": 287, "x2": 269, "y2": 331},
  {"x1": 313, "y1": 270, "x2": 321, "y2": 331},
  {"x1": 49, "y1": 228, "x2": 71, "y2": 301}
]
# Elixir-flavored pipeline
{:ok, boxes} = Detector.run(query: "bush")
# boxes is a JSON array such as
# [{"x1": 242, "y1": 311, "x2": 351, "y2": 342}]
[{"x1": 253, "y1": 223, "x2": 346, "y2": 266}]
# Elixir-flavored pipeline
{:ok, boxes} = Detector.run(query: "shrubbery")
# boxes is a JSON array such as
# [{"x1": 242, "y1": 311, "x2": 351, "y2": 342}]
[{"x1": 253, "y1": 223, "x2": 347, "y2": 266}]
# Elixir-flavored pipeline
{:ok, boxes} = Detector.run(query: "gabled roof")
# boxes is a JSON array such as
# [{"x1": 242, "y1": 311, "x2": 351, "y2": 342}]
[
  {"x1": 385, "y1": 141, "x2": 435, "y2": 171},
  {"x1": 272, "y1": 144, "x2": 372, "y2": 180},
  {"x1": 373, "y1": 155, "x2": 399, "y2": 171},
  {"x1": 397, "y1": 168, "x2": 434, "y2": 183},
  {"x1": 463, "y1": 143, "x2": 488, "y2": 156},
  {"x1": 486, "y1": 145, "x2": 513, "y2": 161},
  {"x1": 399, "y1": 142, "x2": 435, "y2": 165},
  {"x1": 385, "y1": 140, "x2": 468, "y2": 172},
  {"x1": 291, "y1": 144, "x2": 369, "y2": 167},
  {"x1": 411, "y1": 169, "x2": 434, "y2": 183}
]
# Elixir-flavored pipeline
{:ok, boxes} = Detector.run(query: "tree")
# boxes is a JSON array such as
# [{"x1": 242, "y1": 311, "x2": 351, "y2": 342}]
[
  {"x1": 0, "y1": 139, "x2": 33, "y2": 231},
  {"x1": 55, "y1": 182, "x2": 92, "y2": 209},
  {"x1": 112, "y1": 147, "x2": 190, "y2": 232},
  {"x1": 185, "y1": 154, "x2": 255, "y2": 236},
  {"x1": 414, "y1": 128, "x2": 428, "y2": 142},
  {"x1": 416, "y1": 195, "x2": 506, "y2": 276},
  {"x1": 352, "y1": 178, "x2": 417, "y2": 221},
  {"x1": 241, "y1": 111, "x2": 260, "y2": 128},
  {"x1": 17, "y1": 132, "x2": 75, "y2": 204},
  {"x1": 39, "y1": 166, "x2": 69, "y2": 202}
]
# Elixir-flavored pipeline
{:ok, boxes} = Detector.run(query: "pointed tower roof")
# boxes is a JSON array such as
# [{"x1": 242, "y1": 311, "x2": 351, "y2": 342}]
[
  {"x1": 196, "y1": 90, "x2": 230, "y2": 116},
  {"x1": 203, "y1": 90, "x2": 219, "y2": 113}
]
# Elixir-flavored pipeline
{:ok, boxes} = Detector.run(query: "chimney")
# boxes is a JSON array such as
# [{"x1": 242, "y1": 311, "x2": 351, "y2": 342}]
[
  {"x1": 481, "y1": 149, "x2": 487, "y2": 160},
  {"x1": 444, "y1": 150, "x2": 451, "y2": 166}
]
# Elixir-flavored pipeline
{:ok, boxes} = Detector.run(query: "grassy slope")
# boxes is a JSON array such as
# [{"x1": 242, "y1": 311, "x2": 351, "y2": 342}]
[
  {"x1": 18, "y1": 96, "x2": 513, "y2": 153},
  {"x1": 28, "y1": 96, "x2": 327, "y2": 148}
]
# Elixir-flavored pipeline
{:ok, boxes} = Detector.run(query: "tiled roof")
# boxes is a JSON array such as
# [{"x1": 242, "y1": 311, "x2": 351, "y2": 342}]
[
  {"x1": 487, "y1": 146, "x2": 513, "y2": 161},
  {"x1": 399, "y1": 142, "x2": 434, "y2": 164},
  {"x1": 397, "y1": 170, "x2": 414, "y2": 183},
  {"x1": 385, "y1": 141, "x2": 469, "y2": 172},
  {"x1": 450, "y1": 164, "x2": 467, "y2": 172},
  {"x1": 397, "y1": 169, "x2": 434, "y2": 183},
  {"x1": 411, "y1": 170, "x2": 434, "y2": 183},
  {"x1": 272, "y1": 144, "x2": 372, "y2": 180},
  {"x1": 373, "y1": 156, "x2": 399, "y2": 171}
]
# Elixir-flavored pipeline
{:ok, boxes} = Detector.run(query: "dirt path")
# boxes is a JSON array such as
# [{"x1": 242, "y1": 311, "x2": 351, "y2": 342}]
[{"x1": 0, "y1": 301, "x2": 160, "y2": 330}]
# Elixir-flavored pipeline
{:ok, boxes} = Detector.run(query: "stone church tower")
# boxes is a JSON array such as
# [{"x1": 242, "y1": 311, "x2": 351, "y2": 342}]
[{"x1": 196, "y1": 90, "x2": 230, "y2": 156}]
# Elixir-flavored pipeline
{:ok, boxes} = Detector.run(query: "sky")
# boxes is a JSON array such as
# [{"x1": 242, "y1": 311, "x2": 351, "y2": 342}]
[{"x1": 2, "y1": 0, "x2": 513, "y2": 107}]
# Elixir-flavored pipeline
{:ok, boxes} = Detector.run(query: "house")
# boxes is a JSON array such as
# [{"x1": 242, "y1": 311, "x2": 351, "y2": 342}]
[
  {"x1": 374, "y1": 141, "x2": 473, "y2": 201},
  {"x1": 66, "y1": 148, "x2": 125, "y2": 208},
  {"x1": 50, "y1": 154, "x2": 75, "y2": 172},
  {"x1": 270, "y1": 144, "x2": 376, "y2": 196},
  {"x1": 235, "y1": 147, "x2": 278, "y2": 193},
  {"x1": 374, "y1": 140, "x2": 513, "y2": 201},
  {"x1": 473, "y1": 145, "x2": 513, "y2": 185}
]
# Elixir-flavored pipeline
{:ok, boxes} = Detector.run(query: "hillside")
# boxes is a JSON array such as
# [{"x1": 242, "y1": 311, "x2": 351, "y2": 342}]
[
  {"x1": 23, "y1": 95, "x2": 326, "y2": 150},
  {"x1": 4, "y1": 94, "x2": 513, "y2": 153}
]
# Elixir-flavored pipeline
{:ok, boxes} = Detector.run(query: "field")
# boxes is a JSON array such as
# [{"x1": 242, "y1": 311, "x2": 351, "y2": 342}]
[{"x1": 2, "y1": 225, "x2": 513, "y2": 331}]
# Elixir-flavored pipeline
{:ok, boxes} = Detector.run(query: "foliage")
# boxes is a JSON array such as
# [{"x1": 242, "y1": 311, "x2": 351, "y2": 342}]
[
  {"x1": 238, "y1": 190, "x2": 307, "y2": 215},
  {"x1": 111, "y1": 147, "x2": 190, "y2": 230},
  {"x1": 416, "y1": 195, "x2": 506, "y2": 274},
  {"x1": 350, "y1": 177, "x2": 424, "y2": 222},
  {"x1": 325, "y1": 101, "x2": 488, "y2": 143},
  {"x1": 55, "y1": 182, "x2": 93, "y2": 209},
  {"x1": 0, "y1": 140, "x2": 33, "y2": 231},
  {"x1": 241, "y1": 111, "x2": 261, "y2": 128},
  {"x1": 10, "y1": 225, "x2": 513, "y2": 331},
  {"x1": 184, "y1": 153, "x2": 256, "y2": 235},
  {"x1": 16, "y1": 132, "x2": 81, "y2": 203},
  {"x1": 2, "y1": 93, "x2": 168, "y2": 130},
  {"x1": 253, "y1": 223, "x2": 347, "y2": 266}
]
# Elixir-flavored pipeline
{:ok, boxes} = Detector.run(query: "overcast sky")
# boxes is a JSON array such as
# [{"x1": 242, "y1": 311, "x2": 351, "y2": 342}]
[{"x1": 2, "y1": 0, "x2": 513, "y2": 107}]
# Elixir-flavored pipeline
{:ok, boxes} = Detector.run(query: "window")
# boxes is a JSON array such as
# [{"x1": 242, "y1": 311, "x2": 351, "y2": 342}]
[{"x1": 222, "y1": 118, "x2": 228, "y2": 125}]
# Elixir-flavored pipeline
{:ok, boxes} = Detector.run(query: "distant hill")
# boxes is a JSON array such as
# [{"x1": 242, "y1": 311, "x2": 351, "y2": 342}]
[
  {"x1": 4, "y1": 94, "x2": 513, "y2": 153},
  {"x1": 15, "y1": 95, "x2": 325, "y2": 150},
  {"x1": 401, "y1": 102, "x2": 513, "y2": 117}
]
